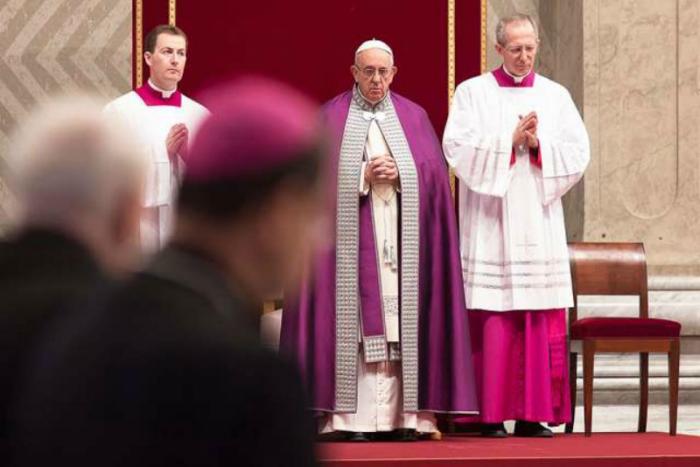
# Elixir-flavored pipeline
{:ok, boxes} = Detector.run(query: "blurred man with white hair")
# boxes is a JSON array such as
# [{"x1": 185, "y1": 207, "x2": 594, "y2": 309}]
[
  {"x1": 15, "y1": 78, "x2": 321, "y2": 467},
  {"x1": 281, "y1": 39, "x2": 478, "y2": 441},
  {"x1": 0, "y1": 95, "x2": 144, "y2": 443}
]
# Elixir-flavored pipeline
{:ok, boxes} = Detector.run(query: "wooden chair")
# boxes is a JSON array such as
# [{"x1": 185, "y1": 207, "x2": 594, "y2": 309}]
[{"x1": 565, "y1": 242, "x2": 681, "y2": 436}]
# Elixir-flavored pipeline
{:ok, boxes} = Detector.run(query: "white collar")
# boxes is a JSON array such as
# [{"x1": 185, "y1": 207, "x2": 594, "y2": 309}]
[
  {"x1": 355, "y1": 85, "x2": 389, "y2": 111},
  {"x1": 148, "y1": 79, "x2": 177, "y2": 99},
  {"x1": 502, "y1": 65, "x2": 530, "y2": 84}
]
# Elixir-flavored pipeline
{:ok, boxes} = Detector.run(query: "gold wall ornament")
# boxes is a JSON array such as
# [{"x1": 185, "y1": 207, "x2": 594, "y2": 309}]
[
  {"x1": 448, "y1": 0, "x2": 456, "y2": 106},
  {"x1": 481, "y1": 0, "x2": 487, "y2": 73},
  {"x1": 135, "y1": 0, "x2": 144, "y2": 88},
  {"x1": 447, "y1": 0, "x2": 487, "y2": 197},
  {"x1": 169, "y1": 0, "x2": 176, "y2": 26},
  {"x1": 448, "y1": 0, "x2": 456, "y2": 195},
  {"x1": 135, "y1": 1, "x2": 176, "y2": 87}
]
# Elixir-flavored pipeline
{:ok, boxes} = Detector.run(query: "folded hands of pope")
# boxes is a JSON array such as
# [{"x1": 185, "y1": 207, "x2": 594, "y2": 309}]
[{"x1": 364, "y1": 154, "x2": 400, "y2": 187}]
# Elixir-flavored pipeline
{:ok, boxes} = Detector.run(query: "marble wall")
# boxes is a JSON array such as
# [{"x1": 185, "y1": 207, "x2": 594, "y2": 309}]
[
  {"x1": 0, "y1": 0, "x2": 132, "y2": 225},
  {"x1": 580, "y1": 0, "x2": 700, "y2": 412},
  {"x1": 583, "y1": 0, "x2": 700, "y2": 275},
  {"x1": 580, "y1": 0, "x2": 700, "y2": 343}
]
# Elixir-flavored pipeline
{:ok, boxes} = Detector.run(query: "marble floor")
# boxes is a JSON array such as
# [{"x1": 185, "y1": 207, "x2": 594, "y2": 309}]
[{"x1": 537, "y1": 404, "x2": 700, "y2": 436}]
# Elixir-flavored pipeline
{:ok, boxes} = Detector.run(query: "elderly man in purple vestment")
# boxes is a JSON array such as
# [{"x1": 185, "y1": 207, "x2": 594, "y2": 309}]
[
  {"x1": 280, "y1": 39, "x2": 478, "y2": 442},
  {"x1": 443, "y1": 14, "x2": 590, "y2": 438}
]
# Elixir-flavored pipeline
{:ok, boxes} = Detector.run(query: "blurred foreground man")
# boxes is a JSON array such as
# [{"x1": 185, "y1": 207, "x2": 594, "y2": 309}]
[
  {"x1": 105, "y1": 24, "x2": 208, "y2": 253},
  {"x1": 15, "y1": 79, "x2": 323, "y2": 467},
  {"x1": 443, "y1": 14, "x2": 590, "y2": 437},
  {"x1": 281, "y1": 39, "x2": 478, "y2": 441},
  {"x1": 0, "y1": 97, "x2": 144, "y2": 446}
]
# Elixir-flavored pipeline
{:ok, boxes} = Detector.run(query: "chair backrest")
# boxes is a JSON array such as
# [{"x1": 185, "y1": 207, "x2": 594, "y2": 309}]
[{"x1": 568, "y1": 242, "x2": 648, "y2": 323}]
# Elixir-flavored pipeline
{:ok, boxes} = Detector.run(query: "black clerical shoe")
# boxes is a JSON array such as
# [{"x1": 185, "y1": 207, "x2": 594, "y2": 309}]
[
  {"x1": 393, "y1": 428, "x2": 418, "y2": 442},
  {"x1": 344, "y1": 431, "x2": 372, "y2": 442},
  {"x1": 480, "y1": 423, "x2": 508, "y2": 438},
  {"x1": 513, "y1": 421, "x2": 554, "y2": 438}
]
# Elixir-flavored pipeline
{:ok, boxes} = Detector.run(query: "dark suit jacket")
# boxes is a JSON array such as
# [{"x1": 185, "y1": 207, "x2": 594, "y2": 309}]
[
  {"x1": 14, "y1": 245, "x2": 316, "y2": 467},
  {"x1": 0, "y1": 229, "x2": 105, "y2": 442}
]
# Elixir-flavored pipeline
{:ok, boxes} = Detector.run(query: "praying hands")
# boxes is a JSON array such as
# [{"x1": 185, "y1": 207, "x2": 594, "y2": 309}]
[
  {"x1": 365, "y1": 154, "x2": 400, "y2": 186},
  {"x1": 166, "y1": 123, "x2": 189, "y2": 161},
  {"x1": 513, "y1": 111, "x2": 539, "y2": 149}
]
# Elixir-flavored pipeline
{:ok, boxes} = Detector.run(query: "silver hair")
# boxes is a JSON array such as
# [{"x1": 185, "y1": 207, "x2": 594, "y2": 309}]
[
  {"x1": 8, "y1": 95, "x2": 146, "y2": 230},
  {"x1": 496, "y1": 13, "x2": 539, "y2": 46}
]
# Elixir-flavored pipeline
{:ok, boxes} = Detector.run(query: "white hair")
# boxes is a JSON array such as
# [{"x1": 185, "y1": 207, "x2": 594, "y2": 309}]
[
  {"x1": 8, "y1": 95, "x2": 146, "y2": 231},
  {"x1": 496, "y1": 13, "x2": 539, "y2": 46}
]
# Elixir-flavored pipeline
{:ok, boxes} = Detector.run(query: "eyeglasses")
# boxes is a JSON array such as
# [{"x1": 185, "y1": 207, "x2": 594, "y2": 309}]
[
  {"x1": 356, "y1": 66, "x2": 393, "y2": 79},
  {"x1": 503, "y1": 43, "x2": 538, "y2": 56}
]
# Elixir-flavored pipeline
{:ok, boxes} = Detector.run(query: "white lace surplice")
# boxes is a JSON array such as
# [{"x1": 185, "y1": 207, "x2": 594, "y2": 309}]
[{"x1": 443, "y1": 73, "x2": 590, "y2": 312}]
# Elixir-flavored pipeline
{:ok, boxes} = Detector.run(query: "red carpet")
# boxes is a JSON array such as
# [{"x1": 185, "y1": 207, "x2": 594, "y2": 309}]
[{"x1": 319, "y1": 433, "x2": 700, "y2": 466}]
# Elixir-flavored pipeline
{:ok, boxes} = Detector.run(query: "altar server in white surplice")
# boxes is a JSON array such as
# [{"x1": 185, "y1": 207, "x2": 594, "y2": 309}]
[
  {"x1": 443, "y1": 14, "x2": 590, "y2": 438},
  {"x1": 105, "y1": 25, "x2": 209, "y2": 254}
]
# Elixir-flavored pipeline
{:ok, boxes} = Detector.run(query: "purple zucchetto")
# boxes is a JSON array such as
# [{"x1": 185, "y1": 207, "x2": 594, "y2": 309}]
[{"x1": 184, "y1": 77, "x2": 321, "y2": 183}]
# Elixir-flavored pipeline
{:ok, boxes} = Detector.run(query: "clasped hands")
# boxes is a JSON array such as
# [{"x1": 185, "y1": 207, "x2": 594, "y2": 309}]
[
  {"x1": 364, "y1": 154, "x2": 399, "y2": 187},
  {"x1": 513, "y1": 112, "x2": 539, "y2": 149},
  {"x1": 166, "y1": 123, "x2": 189, "y2": 162}
]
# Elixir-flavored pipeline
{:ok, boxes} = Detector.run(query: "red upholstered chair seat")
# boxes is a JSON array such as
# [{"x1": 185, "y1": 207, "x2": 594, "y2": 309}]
[
  {"x1": 571, "y1": 317, "x2": 681, "y2": 339},
  {"x1": 567, "y1": 242, "x2": 681, "y2": 436}
]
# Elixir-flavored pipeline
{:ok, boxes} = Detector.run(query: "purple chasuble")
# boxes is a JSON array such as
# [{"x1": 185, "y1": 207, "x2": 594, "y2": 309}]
[{"x1": 280, "y1": 90, "x2": 478, "y2": 415}]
